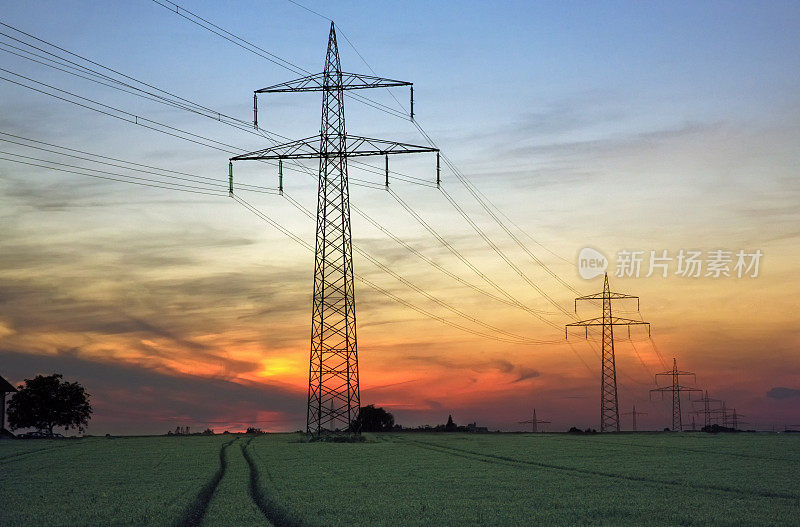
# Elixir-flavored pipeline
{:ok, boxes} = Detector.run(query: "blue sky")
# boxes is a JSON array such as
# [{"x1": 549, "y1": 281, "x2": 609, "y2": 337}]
[{"x1": 1, "y1": 1, "x2": 799, "y2": 433}]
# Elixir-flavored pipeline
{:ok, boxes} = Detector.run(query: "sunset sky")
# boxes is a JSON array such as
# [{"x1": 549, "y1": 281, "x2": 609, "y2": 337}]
[{"x1": 1, "y1": 1, "x2": 799, "y2": 434}]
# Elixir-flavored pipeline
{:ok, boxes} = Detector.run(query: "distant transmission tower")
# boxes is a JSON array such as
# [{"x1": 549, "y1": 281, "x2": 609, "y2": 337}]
[
  {"x1": 717, "y1": 401, "x2": 730, "y2": 427},
  {"x1": 649, "y1": 357, "x2": 701, "y2": 431},
  {"x1": 622, "y1": 405, "x2": 647, "y2": 432},
  {"x1": 518, "y1": 408, "x2": 550, "y2": 433},
  {"x1": 715, "y1": 401, "x2": 744, "y2": 429},
  {"x1": 728, "y1": 409, "x2": 745, "y2": 430},
  {"x1": 566, "y1": 273, "x2": 650, "y2": 432},
  {"x1": 691, "y1": 390, "x2": 720, "y2": 428},
  {"x1": 230, "y1": 23, "x2": 438, "y2": 434}
]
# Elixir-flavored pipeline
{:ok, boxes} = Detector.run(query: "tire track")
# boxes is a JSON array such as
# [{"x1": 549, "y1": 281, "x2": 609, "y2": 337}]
[
  {"x1": 0, "y1": 441, "x2": 80, "y2": 465},
  {"x1": 542, "y1": 434, "x2": 800, "y2": 464},
  {"x1": 405, "y1": 438, "x2": 799, "y2": 500},
  {"x1": 240, "y1": 436, "x2": 304, "y2": 527},
  {"x1": 173, "y1": 438, "x2": 237, "y2": 527}
]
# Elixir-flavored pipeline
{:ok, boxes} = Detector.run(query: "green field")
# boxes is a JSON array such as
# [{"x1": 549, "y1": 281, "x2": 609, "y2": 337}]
[{"x1": 1, "y1": 432, "x2": 799, "y2": 526}]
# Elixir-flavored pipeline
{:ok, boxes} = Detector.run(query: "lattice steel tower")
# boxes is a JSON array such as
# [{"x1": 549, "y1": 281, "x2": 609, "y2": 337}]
[
  {"x1": 518, "y1": 408, "x2": 550, "y2": 433},
  {"x1": 691, "y1": 390, "x2": 721, "y2": 428},
  {"x1": 229, "y1": 23, "x2": 438, "y2": 434},
  {"x1": 622, "y1": 405, "x2": 647, "y2": 432},
  {"x1": 649, "y1": 357, "x2": 700, "y2": 431},
  {"x1": 566, "y1": 273, "x2": 650, "y2": 432}
]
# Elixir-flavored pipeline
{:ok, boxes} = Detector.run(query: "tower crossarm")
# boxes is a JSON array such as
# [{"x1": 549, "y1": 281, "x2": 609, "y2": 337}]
[
  {"x1": 344, "y1": 135, "x2": 439, "y2": 157},
  {"x1": 574, "y1": 291, "x2": 640, "y2": 312},
  {"x1": 230, "y1": 135, "x2": 320, "y2": 161},
  {"x1": 256, "y1": 72, "x2": 411, "y2": 93},
  {"x1": 649, "y1": 385, "x2": 701, "y2": 399},
  {"x1": 566, "y1": 317, "x2": 650, "y2": 338},
  {"x1": 656, "y1": 370, "x2": 696, "y2": 377},
  {"x1": 575, "y1": 292, "x2": 639, "y2": 301},
  {"x1": 654, "y1": 369, "x2": 697, "y2": 384},
  {"x1": 691, "y1": 396, "x2": 721, "y2": 410},
  {"x1": 567, "y1": 316, "x2": 648, "y2": 327},
  {"x1": 230, "y1": 134, "x2": 438, "y2": 161}
]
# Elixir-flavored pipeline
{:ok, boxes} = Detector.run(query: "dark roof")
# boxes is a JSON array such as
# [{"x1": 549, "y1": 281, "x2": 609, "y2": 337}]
[{"x1": 0, "y1": 375, "x2": 17, "y2": 393}]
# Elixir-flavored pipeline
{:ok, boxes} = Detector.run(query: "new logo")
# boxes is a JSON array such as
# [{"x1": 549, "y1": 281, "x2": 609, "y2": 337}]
[{"x1": 577, "y1": 247, "x2": 608, "y2": 280}]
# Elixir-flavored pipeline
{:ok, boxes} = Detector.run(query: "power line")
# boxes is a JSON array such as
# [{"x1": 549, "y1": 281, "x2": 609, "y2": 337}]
[
  {"x1": 439, "y1": 185, "x2": 573, "y2": 318},
  {"x1": 0, "y1": 133, "x2": 275, "y2": 194},
  {"x1": 1, "y1": 18, "x2": 584, "y2": 329},
  {"x1": 0, "y1": 155, "x2": 225, "y2": 197},
  {"x1": 0, "y1": 150, "x2": 234, "y2": 195},
  {"x1": 233, "y1": 193, "x2": 554, "y2": 345},
  {"x1": 306, "y1": 10, "x2": 670, "y2": 393},
  {"x1": 285, "y1": 0, "x2": 331, "y2": 22},
  {"x1": 294, "y1": 193, "x2": 527, "y2": 310},
  {"x1": 388, "y1": 188, "x2": 563, "y2": 326},
  {"x1": 295, "y1": 8, "x2": 588, "y2": 317},
  {"x1": 626, "y1": 338, "x2": 655, "y2": 380},
  {"x1": 0, "y1": 67, "x2": 402, "y2": 191},
  {"x1": 0, "y1": 37, "x2": 431, "y2": 188},
  {"x1": 1, "y1": 64, "x2": 557, "y2": 328},
  {"x1": 0, "y1": 20, "x2": 258, "y2": 127},
  {"x1": 0, "y1": 22, "x2": 432, "y2": 188},
  {"x1": 0, "y1": 15, "x2": 607, "y2": 349},
  {"x1": 147, "y1": 0, "x2": 408, "y2": 119},
  {"x1": 0, "y1": 127, "x2": 561, "y2": 345},
  {"x1": 278, "y1": 190, "x2": 560, "y2": 345}
]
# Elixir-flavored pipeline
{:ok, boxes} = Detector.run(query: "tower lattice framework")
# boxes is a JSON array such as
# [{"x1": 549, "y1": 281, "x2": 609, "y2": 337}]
[
  {"x1": 229, "y1": 23, "x2": 438, "y2": 434},
  {"x1": 309, "y1": 27, "x2": 356, "y2": 434},
  {"x1": 649, "y1": 357, "x2": 700, "y2": 431},
  {"x1": 691, "y1": 390, "x2": 720, "y2": 428},
  {"x1": 566, "y1": 273, "x2": 650, "y2": 432},
  {"x1": 518, "y1": 408, "x2": 550, "y2": 433},
  {"x1": 622, "y1": 405, "x2": 647, "y2": 432}
]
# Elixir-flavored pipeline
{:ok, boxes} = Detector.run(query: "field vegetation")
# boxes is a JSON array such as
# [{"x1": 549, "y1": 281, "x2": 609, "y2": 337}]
[{"x1": 1, "y1": 432, "x2": 798, "y2": 526}]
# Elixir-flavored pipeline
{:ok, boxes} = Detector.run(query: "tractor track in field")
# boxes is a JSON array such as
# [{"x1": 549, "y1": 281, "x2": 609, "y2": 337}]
[
  {"x1": 405, "y1": 438, "x2": 799, "y2": 501},
  {"x1": 173, "y1": 437, "x2": 237, "y2": 527},
  {"x1": 0, "y1": 441, "x2": 77, "y2": 465},
  {"x1": 543, "y1": 434, "x2": 800, "y2": 463},
  {"x1": 240, "y1": 436, "x2": 304, "y2": 527}
]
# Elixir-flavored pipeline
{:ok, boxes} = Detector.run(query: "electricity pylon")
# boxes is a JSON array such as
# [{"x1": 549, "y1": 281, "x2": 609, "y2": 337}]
[
  {"x1": 649, "y1": 357, "x2": 701, "y2": 431},
  {"x1": 518, "y1": 408, "x2": 550, "y2": 433},
  {"x1": 691, "y1": 390, "x2": 721, "y2": 428},
  {"x1": 622, "y1": 405, "x2": 647, "y2": 432},
  {"x1": 715, "y1": 401, "x2": 729, "y2": 427},
  {"x1": 566, "y1": 273, "x2": 650, "y2": 432},
  {"x1": 727, "y1": 408, "x2": 745, "y2": 430},
  {"x1": 714, "y1": 402, "x2": 744, "y2": 429},
  {"x1": 229, "y1": 23, "x2": 438, "y2": 435}
]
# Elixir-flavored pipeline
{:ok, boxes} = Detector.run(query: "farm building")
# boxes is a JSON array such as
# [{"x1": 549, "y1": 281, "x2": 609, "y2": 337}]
[{"x1": 1, "y1": 374, "x2": 17, "y2": 437}]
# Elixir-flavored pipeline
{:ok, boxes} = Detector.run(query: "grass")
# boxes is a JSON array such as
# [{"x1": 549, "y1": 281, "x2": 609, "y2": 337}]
[
  {"x1": 0, "y1": 435, "x2": 227, "y2": 526},
  {"x1": 1, "y1": 432, "x2": 799, "y2": 526}
]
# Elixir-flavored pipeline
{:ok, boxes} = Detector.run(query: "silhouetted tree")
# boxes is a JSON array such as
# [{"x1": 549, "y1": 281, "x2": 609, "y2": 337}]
[
  {"x1": 352, "y1": 404, "x2": 394, "y2": 432},
  {"x1": 445, "y1": 414, "x2": 457, "y2": 432},
  {"x1": 8, "y1": 374, "x2": 92, "y2": 436}
]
